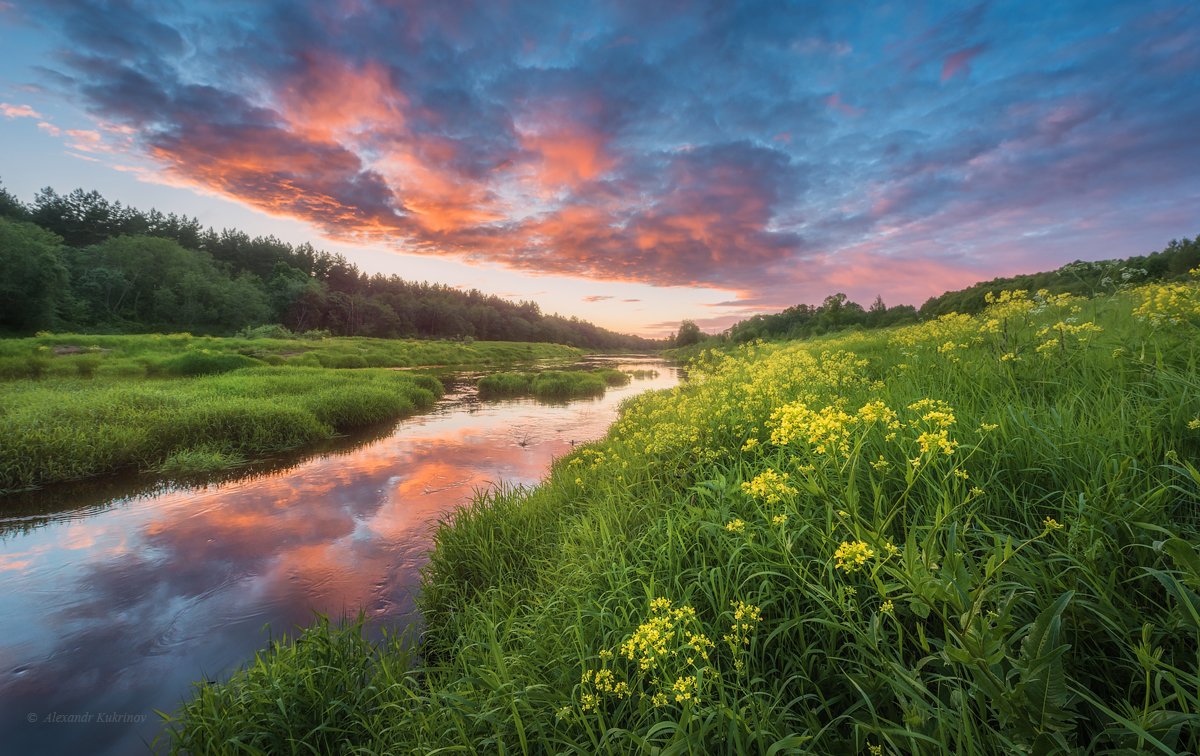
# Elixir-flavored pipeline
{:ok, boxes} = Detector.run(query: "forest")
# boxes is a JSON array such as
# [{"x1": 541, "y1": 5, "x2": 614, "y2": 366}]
[{"x1": 0, "y1": 182, "x2": 660, "y2": 350}]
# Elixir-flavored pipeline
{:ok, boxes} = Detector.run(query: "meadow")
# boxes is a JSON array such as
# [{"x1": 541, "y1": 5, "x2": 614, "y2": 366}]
[
  {"x1": 0, "y1": 331, "x2": 582, "y2": 380},
  {"x1": 169, "y1": 276, "x2": 1200, "y2": 753},
  {"x1": 0, "y1": 334, "x2": 583, "y2": 491},
  {"x1": 477, "y1": 368, "x2": 631, "y2": 401}
]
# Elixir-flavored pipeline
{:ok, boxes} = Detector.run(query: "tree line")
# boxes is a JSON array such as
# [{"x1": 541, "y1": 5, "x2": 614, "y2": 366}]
[
  {"x1": 0, "y1": 182, "x2": 661, "y2": 349},
  {"x1": 688, "y1": 234, "x2": 1198, "y2": 346}
]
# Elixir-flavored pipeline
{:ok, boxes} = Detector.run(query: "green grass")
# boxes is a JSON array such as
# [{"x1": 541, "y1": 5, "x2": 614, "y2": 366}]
[
  {"x1": 477, "y1": 368, "x2": 629, "y2": 401},
  {"x1": 167, "y1": 282, "x2": 1200, "y2": 754},
  {"x1": 0, "y1": 332, "x2": 582, "y2": 381},
  {"x1": 0, "y1": 367, "x2": 443, "y2": 491},
  {"x1": 154, "y1": 448, "x2": 247, "y2": 475}
]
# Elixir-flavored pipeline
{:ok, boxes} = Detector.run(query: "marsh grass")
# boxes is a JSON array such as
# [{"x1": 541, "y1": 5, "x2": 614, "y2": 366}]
[
  {"x1": 169, "y1": 282, "x2": 1200, "y2": 754},
  {"x1": 0, "y1": 367, "x2": 442, "y2": 491},
  {"x1": 0, "y1": 333, "x2": 582, "y2": 381},
  {"x1": 154, "y1": 448, "x2": 247, "y2": 475},
  {"x1": 477, "y1": 368, "x2": 627, "y2": 401}
]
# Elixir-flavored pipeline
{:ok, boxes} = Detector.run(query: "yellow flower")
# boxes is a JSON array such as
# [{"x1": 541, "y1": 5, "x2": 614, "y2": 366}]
[
  {"x1": 741, "y1": 468, "x2": 797, "y2": 504},
  {"x1": 771, "y1": 513, "x2": 788, "y2": 526},
  {"x1": 725, "y1": 518, "x2": 746, "y2": 533},
  {"x1": 1042, "y1": 516, "x2": 1064, "y2": 532},
  {"x1": 880, "y1": 599, "x2": 894, "y2": 614},
  {"x1": 834, "y1": 540, "x2": 875, "y2": 573},
  {"x1": 1188, "y1": 418, "x2": 1200, "y2": 430}
]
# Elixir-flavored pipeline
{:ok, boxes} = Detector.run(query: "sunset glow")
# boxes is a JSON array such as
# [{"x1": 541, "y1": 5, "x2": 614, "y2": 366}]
[{"x1": 1, "y1": 1, "x2": 1197, "y2": 334}]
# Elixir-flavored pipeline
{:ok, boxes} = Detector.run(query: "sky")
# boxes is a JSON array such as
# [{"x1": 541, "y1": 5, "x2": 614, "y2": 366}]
[{"x1": 1, "y1": 1, "x2": 1197, "y2": 337}]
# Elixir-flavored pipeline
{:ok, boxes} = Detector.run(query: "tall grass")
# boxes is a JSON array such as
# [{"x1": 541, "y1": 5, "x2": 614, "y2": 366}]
[
  {"x1": 168, "y1": 281, "x2": 1200, "y2": 753},
  {"x1": 0, "y1": 333, "x2": 582, "y2": 381},
  {"x1": 477, "y1": 368, "x2": 628, "y2": 401},
  {"x1": 0, "y1": 367, "x2": 441, "y2": 491}
]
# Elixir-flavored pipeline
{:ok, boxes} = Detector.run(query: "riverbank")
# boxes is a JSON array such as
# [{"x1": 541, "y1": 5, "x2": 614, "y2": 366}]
[
  {"x1": 0, "y1": 335, "x2": 586, "y2": 492},
  {"x1": 0, "y1": 332, "x2": 583, "y2": 379},
  {"x1": 172, "y1": 280, "x2": 1200, "y2": 753},
  {"x1": 0, "y1": 357, "x2": 679, "y2": 756}
]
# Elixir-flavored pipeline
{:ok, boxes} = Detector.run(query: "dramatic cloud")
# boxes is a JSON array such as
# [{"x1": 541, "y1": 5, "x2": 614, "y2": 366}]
[{"x1": 7, "y1": 0, "x2": 1199, "y2": 308}]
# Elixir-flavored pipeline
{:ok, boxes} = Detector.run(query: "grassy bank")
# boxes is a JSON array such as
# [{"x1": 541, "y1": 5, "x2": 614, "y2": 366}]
[
  {"x1": 477, "y1": 368, "x2": 631, "y2": 401},
  {"x1": 0, "y1": 367, "x2": 444, "y2": 491},
  {"x1": 0, "y1": 332, "x2": 582, "y2": 380},
  {"x1": 168, "y1": 279, "x2": 1200, "y2": 753},
  {"x1": 0, "y1": 334, "x2": 587, "y2": 491}
]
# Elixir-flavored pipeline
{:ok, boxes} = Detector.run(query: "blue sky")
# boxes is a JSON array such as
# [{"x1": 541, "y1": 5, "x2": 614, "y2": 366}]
[{"x1": 1, "y1": 1, "x2": 1197, "y2": 334}]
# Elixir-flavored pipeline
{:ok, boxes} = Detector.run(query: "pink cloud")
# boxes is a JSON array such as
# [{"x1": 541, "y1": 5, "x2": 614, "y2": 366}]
[
  {"x1": 825, "y1": 92, "x2": 864, "y2": 117},
  {"x1": 1, "y1": 102, "x2": 42, "y2": 119},
  {"x1": 941, "y1": 45, "x2": 987, "y2": 81}
]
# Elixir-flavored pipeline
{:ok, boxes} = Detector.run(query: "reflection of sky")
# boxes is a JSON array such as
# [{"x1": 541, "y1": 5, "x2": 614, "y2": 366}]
[
  {"x1": 2, "y1": 2, "x2": 1197, "y2": 336},
  {"x1": 0, "y1": 362, "x2": 678, "y2": 756}
]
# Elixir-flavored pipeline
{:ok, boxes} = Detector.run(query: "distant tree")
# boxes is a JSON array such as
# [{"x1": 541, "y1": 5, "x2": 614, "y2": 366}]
[
  {"x1": 675, "y1": 320, "x2": 704, "y2": 347},
  {"x1": 0, "y1": 180, "x2": 27, "y2": 220},
  {"x1": 0, "y1": 218, "x2": 69, "y2": 332}
]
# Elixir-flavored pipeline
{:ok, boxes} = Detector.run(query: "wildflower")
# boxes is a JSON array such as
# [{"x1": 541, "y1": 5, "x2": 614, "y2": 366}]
[
  {"x1": 869, "y1": 744, "x2": 883, "y2": 756},
  {"x1": 880, "y1": 600, "x2": 895, "y2": 614},
  {"x1": 1042, "y1": 517, "x2": 1064, "y2": 532},
  {"x1": 741, "y1": 469, "x2": 796, "y2": 504},
  {"x1": 883, "y1": 541, "x2": 900, "y2": 557},
  {"x1": 1188, "y1": 418, "x2": 1200, "y2": 430},
  {"x1": 953, "y1": 468, "x2": 969, "y2": 480},
  {"x1": 871, "y1": 456, "x2": 889, "y2": 471},
  {"x1": 671, "y1": 675, "x2": 698, "y2": 703},
  {"x1": 725, "y1": 518, "x2": 746, "y2": 533},
  {"x1": 740, "y1": 437, "x2": 759, "y2": 451},
  {"x1": 916, "y1": 429, "x2": 958, "y2": 456},
  {"x1": 772, "y1": 513, "x2": 788, "y2": 526},
  {"x1": 978, "y1": 422, "x2": 999, "y2": 432},
  {"x1": 834, "y1": 540, "x2": 875, "y2": 573}
]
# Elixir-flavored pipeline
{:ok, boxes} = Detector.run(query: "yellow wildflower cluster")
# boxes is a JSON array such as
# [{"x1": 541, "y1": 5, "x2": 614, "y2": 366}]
[
  {"x1": 857, "y1": 399, "x2": 899, "y2": 427},
  {"x1": 670, "y1": 675, "x2": 699, "y2": 703},
  {"x1": 723, "y1": 601, "x2": 763, "y2": 672},
  {"x1": 770, "y1": 401, "x2": 855, "y2": 455},
  {"x1": 620, "y1": 599, "x2": 713, "y2": 673},
  {"x1": 772, "y1": 513, "x2": 789, "y2": 526},
  {"x1": 1133, "y1": 281, "x2": 1200, "y2": 327},
  {"x1": 909, "y1": 399, "x2": 959, "y2": 457},
  {"x1": 1188, "y1": 418, "x2": 1200, "y2": 430},
  {"x1": 889, "y1": 313, "x2": 976, "y2": 354},
  {"x1": 1033, "y1": 320, "x2": 1104, "y2": 356},
  {"x1": 834, "y1": 540, "x2": 875, "y2": 573},
  {"x1": 741, "y1": 468, "x2": 797, "y2": 504},
  {"x1": 578, "y1": 667, "x2": 631, "y2": 711},
  {"x1": 725, "y1": 518, "x2": 746, "y2": 533},
  {"x1": 577, "y1": 598, "x2": 720, "y2": 714},
  {"x1": 1042, "y1": 517, "x2": 1064, "y2": 532},
  {"x1": 916, "y1": 429, "x2": 958, "y2": 456}
]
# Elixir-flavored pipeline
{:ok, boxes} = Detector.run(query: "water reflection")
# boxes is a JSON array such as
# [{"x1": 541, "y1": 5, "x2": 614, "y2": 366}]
[{"x1": 0, "y1": 357, "x2": 678, "y2": 755}]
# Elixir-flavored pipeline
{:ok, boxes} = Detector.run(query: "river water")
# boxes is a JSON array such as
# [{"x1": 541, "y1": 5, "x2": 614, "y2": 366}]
[{"x1": 0, "y1": 356, "x2": 678, "y2": 755}]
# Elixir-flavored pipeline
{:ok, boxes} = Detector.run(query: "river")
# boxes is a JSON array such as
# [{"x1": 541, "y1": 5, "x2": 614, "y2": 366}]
[{"x1": 0, "y1": 356, "x2": 679, "y2": 755}]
